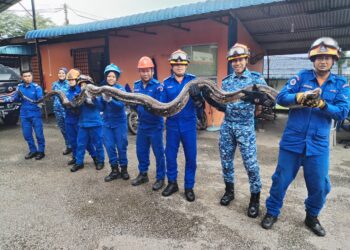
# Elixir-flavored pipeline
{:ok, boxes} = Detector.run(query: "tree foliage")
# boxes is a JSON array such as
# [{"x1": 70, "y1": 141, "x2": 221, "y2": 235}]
[{"x1": 0, "y1": 11, "x2": 56, "y2": 38}]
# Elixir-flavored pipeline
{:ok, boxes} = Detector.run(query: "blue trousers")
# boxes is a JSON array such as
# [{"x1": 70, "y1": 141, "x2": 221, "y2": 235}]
[
  {"x1": 54, "y1": 109, "x2": 69, "y2": 147},
  {"x1": 21, "y1": 116, "x2": 45, "y2": 153},
  {"x1": 76, "y1": 126, "x2": 104, "y2": 165},
  {"x1": 136, "y1": 128, "x2": 165, "y2": 180},
  {"x1": 219, "y1": 122, "x2": 262, "y2": 193},
  {"x1": 266, "y1": 148, "x2": 331, "y2": 217},
  {"x1": 165, "y1": 128, "x2": 197, "y2": 189},
  {"x1": 65, "y1": 122, "x2": 97, "y2": 159},
  {"x1": 103, "y1": 125, "x2": 128, "y2": 167}
]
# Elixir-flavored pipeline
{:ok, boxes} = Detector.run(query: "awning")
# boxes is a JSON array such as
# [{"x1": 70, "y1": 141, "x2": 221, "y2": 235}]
[
  {"x1": 0, "y1": 0, "x2": 20, "y2": 13},
  {"x1": 0, "y1": 45, "x2": 35, "y2": 56}
]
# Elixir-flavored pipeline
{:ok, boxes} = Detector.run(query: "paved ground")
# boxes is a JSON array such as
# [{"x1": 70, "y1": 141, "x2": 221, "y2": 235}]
[{"x1": 0, "y1": 114, "x2": 349, "y2": 250}]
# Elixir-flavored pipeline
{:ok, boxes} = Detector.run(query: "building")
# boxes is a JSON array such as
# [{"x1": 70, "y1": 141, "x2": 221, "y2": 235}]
[{"x1": 24, "y1": 0, "x2": 350, "y2": 126}]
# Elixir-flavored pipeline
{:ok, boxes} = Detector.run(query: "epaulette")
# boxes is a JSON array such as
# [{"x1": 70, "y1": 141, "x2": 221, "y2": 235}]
[
  {"x1": 250, "y1": 71, "x2": 261, "y2": 78},
  {"x1": 222, "y1": 74, "x2": 232, "y2": 82}
]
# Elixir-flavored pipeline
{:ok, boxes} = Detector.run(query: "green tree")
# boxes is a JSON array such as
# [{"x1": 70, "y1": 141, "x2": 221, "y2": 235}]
[{"x1": 0, "y1": 11, "x2": 55, "y2": 38}]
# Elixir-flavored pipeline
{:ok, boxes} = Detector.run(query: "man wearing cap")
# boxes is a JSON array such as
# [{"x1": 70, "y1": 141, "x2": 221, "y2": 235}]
[
  {"x1": 52, "y1": 67, "x2": 71, "y2": 155},
  {"x1": 161, "y1": 49, "x2": 204, "y2": 202},
  {"x1": 261, "y1": 37, "x2": 350, "y2": 236},
  {"x1": 208, "y1": 43, "x2": 274, "y2": 218},
  {"x1": 70, "y1": 74, "x2": 105, "y2": 172},
  {"x1": 131, "y1": 56, "x2": 166, "y2": 191}
]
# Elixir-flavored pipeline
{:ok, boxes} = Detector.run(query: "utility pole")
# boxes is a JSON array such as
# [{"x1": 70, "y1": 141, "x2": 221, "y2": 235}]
[{"x1": 63, "y1": 3, "x2": 69, "y2": 25}]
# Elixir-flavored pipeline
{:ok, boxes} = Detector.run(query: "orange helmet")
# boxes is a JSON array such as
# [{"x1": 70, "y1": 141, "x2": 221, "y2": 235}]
[
  {"x1": 169, "y1": 49, "x2": 190, "y2": 65},
  {"x1": 308, "y1": 37, "x2": 341, "y2": 61},
  {"x1": 227, "y1": 43, "x2": 250, "y2": 61},
  {"x1": 66, "y1": 68, "x2": 81, "y2": 80},
  {"x1": 137, "y1": 56, "x2": 154, "y2": 69}
]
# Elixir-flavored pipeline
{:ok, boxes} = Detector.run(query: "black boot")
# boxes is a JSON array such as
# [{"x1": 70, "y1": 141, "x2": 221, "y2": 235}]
[
  {"x1": 67, "y1": 158, "x2": 76, "y2": 166},
  {"x1": 185, "y1": 189, "x2": 195, "y2": 202},
  {"x1": 92, "y1": 157, "x2": 98, "y2": 167},
  {"x1": 261, "y1": 213, "x2": 278, "y2": 229},
  {"x1": 220, "y1": 182, "x2": 234, "y2": 206},
  {"x1": 162, "y1": 181, "x2": 179, "y2": 197},
  {"x1": 25, "y1": 152, "x2": 37, "y2": 160},
  {"x1": 96, "y1": 162, "x2": 104, "y2": 170},
  {"x1": 62, "y1": 147, "x2": 72, "y2": 155},
  {"x1": 247, "y1": 192, "x2": 260, "y2": 218},
  {"x1": 131, "y1": 173, "x2": 149, "y2": 186},
  {"x1": 120, "y1": 166, "x2": 130, "y2": 180},
  {"x1": 71, "y1": 164, "x2": 84, "y2": 172},
  {"x1": 304, "y1": 213, "x2": 326, "y2": 236},
  {"x1": 104, "y1": 165, "x2": 121, "y2": 182},
  {"x1": 35, "y1": 152, "x2": 45, "y2": 160},
  {"x1": 152, "y1": 179, "x2": 164, "y2": 191}
]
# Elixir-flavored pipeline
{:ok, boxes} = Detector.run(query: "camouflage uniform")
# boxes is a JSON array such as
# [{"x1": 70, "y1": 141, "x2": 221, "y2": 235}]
[{"x1": 219, "y1": 69, "x2": 266, "y2": 194}]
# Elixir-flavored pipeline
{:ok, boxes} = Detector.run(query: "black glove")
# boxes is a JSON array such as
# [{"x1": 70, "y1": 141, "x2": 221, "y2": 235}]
[
  {"x1": 240, "y1": 86, "x2": 275, "y2": 107},
  {"x1": 202, "y1": 88, "x2": 226, "y2": 112},
  {"x1": 189, "y1": 85, "x2": 204, "y2": 108}
]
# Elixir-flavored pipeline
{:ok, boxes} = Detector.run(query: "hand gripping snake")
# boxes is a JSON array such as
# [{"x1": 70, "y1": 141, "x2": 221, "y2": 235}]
[{"x1": 15, "y1": 78, "x2": 301, "y2": 117}]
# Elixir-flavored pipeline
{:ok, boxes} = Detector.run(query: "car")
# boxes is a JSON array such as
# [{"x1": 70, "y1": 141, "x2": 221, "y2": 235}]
[{"x1": 0, "y1": 64, "x2": 21, "y2": 125}]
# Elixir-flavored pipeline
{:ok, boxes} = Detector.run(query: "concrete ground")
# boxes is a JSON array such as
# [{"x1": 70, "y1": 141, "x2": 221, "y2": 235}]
[{"x1": 0, "y1": 114, "x2": 349, "y2": 250}]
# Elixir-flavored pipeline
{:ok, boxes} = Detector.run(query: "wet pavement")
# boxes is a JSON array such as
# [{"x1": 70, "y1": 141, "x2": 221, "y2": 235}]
[{"x1": 0, "y1": 114, "x2": 349, "y2": 249}]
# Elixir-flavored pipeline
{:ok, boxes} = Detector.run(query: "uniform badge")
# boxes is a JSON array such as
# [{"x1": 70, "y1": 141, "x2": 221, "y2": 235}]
[{"x1": 289, "y1": 79, "x2": 296, "y2": 86}]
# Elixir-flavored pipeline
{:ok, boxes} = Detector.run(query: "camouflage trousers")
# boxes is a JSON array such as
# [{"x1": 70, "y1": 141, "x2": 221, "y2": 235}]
[
  {"x1": 219, "y1": 121, "x2": 262, "y2": 193},
  {"x1": 54, "y1": 109, "x2": 70, "y2": 147}
]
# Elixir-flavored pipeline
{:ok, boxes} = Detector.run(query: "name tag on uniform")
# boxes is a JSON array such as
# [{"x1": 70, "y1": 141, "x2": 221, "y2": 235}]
[
  {"x1": 167, "y1": 86, "x2": 173, "y2": 89},
  {"x1": 329, "y1": 89, "x2": 337, "y2": 93},
  {"x1": 302, "y1": 84, "x2": 313, "y2": 89}
]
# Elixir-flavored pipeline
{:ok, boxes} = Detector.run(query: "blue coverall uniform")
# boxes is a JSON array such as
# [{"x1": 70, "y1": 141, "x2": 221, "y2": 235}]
[
  {"x1": 266, "y1": 70, "x2": 350, "y2": 217},
  {"x1": 134, "y1": 78, "x2": 165, "y2": 181},
  {"x1": 10, "y1": 82, "x2": 45, "y2": 153},
  {"x1": 75, "y1": 96, "x2": 104, "y2": 166},
  {"x1": 64, "y1": 86, "x2": 96, "y2": 160},
  {"x1": 163, "y1": 73, "x2": 197, "y2": 189},
  {"x1": 219, "y1": 69, "x2": 266, "y2": 194},
  {"x1": 101, "y1": 84, "x2": 128, "y2": 168},
  {"x1": 52, "y1": 79, "x2": 70, "y2": 148}
]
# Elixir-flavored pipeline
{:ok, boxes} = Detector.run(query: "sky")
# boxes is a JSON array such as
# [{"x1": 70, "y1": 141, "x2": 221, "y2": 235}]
[{"x1": 8, "y1": 0, "x2": 207, "y2": 25}]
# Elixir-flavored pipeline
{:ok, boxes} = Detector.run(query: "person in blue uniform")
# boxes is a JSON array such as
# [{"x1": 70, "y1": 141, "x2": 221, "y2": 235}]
[
  {"x1": 261, "y1": 37, "x2": 350, "y2": 236},
  {"x1": 4, "y1": 70, "x2": 45, "y2": 160},
  {"x1": 101, "y1": 63, "x2": 130, "y2": 182},
  {"x1": 131, "y1": 56, "x2": 166, "y2": 191},
  {"x1": 161, "y1": 49, "x2": 204, "y2": 202},
  {"x1": 70, "y1": 74, "x2": 105, "y2": 172},
  {"x1": 207, "y1": 43, "x2": 274, "y2": 218},
  {"x1": 51, "y1": 67, "x2": 71, "y2": 155},
  {"x1": 64, "y1": 68, "x2": 98, "y2": 167}
]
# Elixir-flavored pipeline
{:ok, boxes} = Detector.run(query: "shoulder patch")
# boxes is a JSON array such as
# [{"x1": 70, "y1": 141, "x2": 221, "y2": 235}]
[{"x1": 156, "y1": 85, "x2": 163, "y2": 91}]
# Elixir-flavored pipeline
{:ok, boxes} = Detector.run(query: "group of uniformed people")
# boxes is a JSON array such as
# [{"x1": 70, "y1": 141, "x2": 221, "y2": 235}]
[{"x1": 5, "y1": 37, "x2": 350, "y2": 237}]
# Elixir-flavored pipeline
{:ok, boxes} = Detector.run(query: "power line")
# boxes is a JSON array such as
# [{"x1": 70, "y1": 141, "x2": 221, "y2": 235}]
[{"x1": 67, "y1": 6, "x2": 101, "y2": 21}]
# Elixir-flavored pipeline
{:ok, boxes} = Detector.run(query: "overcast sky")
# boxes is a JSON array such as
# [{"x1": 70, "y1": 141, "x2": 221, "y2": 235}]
[{"x1": 8, "y1": 0, "x2": 207, "y2": 26}]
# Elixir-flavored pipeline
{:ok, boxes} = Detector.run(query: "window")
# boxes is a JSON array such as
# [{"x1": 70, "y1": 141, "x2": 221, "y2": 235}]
[{"x1": 182, "y1": 44, "x2": 218, "y2": 80}]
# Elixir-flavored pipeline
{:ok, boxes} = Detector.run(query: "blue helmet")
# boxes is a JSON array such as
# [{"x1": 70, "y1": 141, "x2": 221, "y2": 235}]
[{"x1": 104, "y1": 63, "x2": 121, "y2": 76}]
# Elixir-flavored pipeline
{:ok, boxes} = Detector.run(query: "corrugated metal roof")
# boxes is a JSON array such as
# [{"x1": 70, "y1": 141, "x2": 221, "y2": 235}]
[
  {"x1": 237, "y1": 0, "x2": 350, "y2": 54},
  {"x1": 0, "y1": 45, "x2": 35, "y2": 56},
  {"x1": 0, "y1": 0, "x2": 20, "y2": 13},
  {"x1": 25, "y1": 0, "x2": 283, "y2": 39}
]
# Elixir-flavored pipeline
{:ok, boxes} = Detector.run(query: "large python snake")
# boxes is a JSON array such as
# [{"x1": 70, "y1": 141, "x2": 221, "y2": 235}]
[{"x1": 17, "y1": 78, "x2": 283, "y2": 117}]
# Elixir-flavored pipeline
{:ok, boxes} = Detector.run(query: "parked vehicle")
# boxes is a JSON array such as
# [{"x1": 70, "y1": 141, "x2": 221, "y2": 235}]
[{"x1": 0, "y1": 64, "x2": 21, "y2": 125}]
